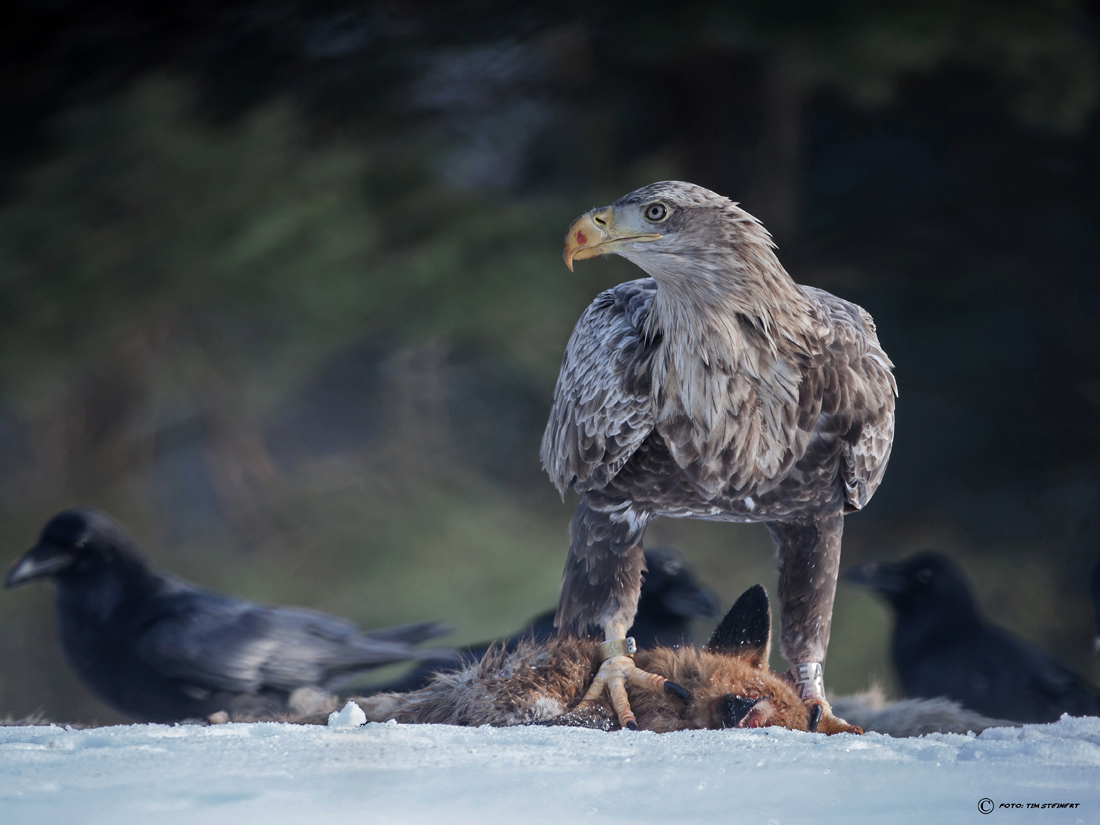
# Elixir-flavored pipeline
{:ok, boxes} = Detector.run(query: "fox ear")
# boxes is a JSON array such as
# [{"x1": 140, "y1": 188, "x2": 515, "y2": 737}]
[{"x1": 705, "y1": 584, "x2": 771, "y2": 668}]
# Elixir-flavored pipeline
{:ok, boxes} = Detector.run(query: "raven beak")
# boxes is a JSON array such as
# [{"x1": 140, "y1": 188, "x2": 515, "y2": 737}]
[
  {"x1": 846, "y1": 561, "x2": 907, "y2": 596},
  {"x1": 5, "y1": 544, "x2": 72, "y2": 588},
  {"x1": 663, "y1": 585, "x2": 721, "y2": 619},
  {"x1": 562, "y1": 207, "x2": 662, "y2": 271}
]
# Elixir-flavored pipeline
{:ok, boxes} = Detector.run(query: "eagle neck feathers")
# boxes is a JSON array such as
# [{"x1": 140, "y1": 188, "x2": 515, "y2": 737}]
[{"x1": 631, "y1": 239, "x2": 817, "y2": 494}]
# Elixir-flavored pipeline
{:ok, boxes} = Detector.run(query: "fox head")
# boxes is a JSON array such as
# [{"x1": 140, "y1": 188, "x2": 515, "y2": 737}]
[{"x1": 633, "y1": 585, "x2": 823, "y2": 733}]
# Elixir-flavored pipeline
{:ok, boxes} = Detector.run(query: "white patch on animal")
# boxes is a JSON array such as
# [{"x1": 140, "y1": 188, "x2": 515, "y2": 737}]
[{"x1": 529, "y1": 696, "x2": 566, "y2": 721}]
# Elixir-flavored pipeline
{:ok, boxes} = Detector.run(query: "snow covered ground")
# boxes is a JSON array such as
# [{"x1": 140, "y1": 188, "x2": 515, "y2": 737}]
[{"x1": 1, "y1": 715, "x2": 1098, "y2": 824}]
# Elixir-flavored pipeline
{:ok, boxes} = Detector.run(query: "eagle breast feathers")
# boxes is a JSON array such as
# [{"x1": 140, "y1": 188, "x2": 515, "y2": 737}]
[{"x1": 541, "y1": 281, "x2": 895, "y2": 514}]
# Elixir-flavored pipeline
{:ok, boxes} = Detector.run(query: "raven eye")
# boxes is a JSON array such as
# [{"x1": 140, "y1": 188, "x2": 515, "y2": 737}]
[
  {"x1": 643, "y1": 203, "x2": 669, "y2": 222},
  {"x1": 916, "y1": 569, "x2": 932, "y2": 584}
]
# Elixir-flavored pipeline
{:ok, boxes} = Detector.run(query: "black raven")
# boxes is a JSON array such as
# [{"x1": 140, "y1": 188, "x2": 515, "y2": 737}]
[
  {"x1": 371, "y1": 546, "x2": 719, "y2": 694},
  {"x1": 5, "y1": 508, "x2": 452, "y2": 723},
  {"x1": 847, "y1": 551, "x2": 1099, "y2": 724}
]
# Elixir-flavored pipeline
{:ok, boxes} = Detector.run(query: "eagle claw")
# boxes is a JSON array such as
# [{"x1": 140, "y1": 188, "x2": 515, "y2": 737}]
[
  {"x1": 579, "y1": 652, "x2": 679, "y2": 730},
  {"x1": 805, "y1": 698, "x2": 863, "y2": 735},
  {"x1": 664, "y1": 681, "x2": 691, "y2": 702},
  {"x1": 785, "y1": 662, "x2": 862, "y2": 735}
]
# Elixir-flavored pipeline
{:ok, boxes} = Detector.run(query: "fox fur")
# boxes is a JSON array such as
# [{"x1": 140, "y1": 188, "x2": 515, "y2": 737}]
[
  {"x1": 301, "y1": 585, "x2": 854, "y2": 734},
  {"x1": 333, "y1": 636, "x2": 826, "y2": 733},
  {"x1": 308, "y1": 651, "x2": 1018, "y2": 737},
  {"x1": 299, "y1": 584, "x2": 1018, "y2": 738}
]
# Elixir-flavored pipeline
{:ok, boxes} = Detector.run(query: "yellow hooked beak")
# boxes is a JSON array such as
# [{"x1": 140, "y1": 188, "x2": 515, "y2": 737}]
[{"x1": 562, "y1": 207, "x2": 663, "y2": 271}]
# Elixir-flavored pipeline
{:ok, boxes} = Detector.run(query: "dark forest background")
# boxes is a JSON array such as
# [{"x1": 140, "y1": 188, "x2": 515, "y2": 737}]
[{"x1": 1, "y1": 0, "x2": 1098, "y2": 724}]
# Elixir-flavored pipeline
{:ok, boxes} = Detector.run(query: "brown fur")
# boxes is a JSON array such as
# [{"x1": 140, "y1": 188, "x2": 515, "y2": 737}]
[{"x1": 301, "y1": 637, "x2": 827, "y2": 734}]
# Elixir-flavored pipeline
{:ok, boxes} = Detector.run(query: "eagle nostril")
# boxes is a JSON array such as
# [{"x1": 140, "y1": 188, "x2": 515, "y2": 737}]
[
  {"x1": 721, "y1": 694, "x2": 761, "y2": 728},
  {"x1": 592, "y1": 210, "x2": 610, "y2": 227}
]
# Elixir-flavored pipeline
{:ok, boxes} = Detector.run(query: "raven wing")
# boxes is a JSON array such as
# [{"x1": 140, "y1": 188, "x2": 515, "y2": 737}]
[
  {"x1": 1011, "y1": 634, "x2": 1100, "y2": 720},
  {"x1": 136, "y1": 586, "x2": 449, "y2": 693}
]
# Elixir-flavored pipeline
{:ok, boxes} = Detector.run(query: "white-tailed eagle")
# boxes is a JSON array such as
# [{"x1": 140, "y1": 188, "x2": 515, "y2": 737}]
[{"x1": 541, "y1": 181, "x2": 896, "y2": 732}]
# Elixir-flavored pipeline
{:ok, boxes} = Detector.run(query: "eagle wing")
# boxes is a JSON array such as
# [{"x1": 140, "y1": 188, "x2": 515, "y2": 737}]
[
  {"x1": 541, "y1": 279, "x2": 658, "y2": 495},
  {"x1": 803, "y1": 287, "x2": 897, "y2": 513}
]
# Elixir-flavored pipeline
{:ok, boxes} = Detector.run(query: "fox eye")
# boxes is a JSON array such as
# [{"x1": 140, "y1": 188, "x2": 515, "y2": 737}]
[{"x1": 643, "y1": 203, "x2": 669, "y2": 222}]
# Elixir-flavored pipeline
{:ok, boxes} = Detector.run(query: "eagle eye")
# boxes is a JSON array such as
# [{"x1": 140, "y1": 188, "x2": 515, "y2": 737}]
[{"x1": 643, "y1": 203, "x2": 669, "y2": 222}]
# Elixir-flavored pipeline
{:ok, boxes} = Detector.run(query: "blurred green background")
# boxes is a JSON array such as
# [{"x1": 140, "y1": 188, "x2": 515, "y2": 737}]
[{"x1": 1, "y1": 1, "x2": 1098, "y2": 724}]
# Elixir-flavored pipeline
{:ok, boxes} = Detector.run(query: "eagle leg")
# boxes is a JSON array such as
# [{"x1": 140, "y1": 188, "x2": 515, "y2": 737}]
[
  {"x1": 769, "y1": 513, "x2": 862, "y2": 735},
  {"x1": 554, "y1": 496, "x2": 650, "y2": 636},
  {"x1": 555, "y1": 497, "x2": 688, "y2": 728}
]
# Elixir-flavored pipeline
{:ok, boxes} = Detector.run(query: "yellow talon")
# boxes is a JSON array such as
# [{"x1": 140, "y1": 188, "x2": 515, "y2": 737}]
[{"x1": 579, "y1": 649, "x2": 688, "y2": 730}]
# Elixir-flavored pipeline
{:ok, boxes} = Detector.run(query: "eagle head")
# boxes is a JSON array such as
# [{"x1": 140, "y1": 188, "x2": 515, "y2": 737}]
[{"x1": 562, "y1": 181, "x2": 772, "y2": 272}]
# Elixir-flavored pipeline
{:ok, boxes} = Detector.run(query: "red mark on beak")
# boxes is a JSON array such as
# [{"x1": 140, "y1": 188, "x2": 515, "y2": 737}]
[{"x1": 575, "y1": 230, "x2": 588, "y2": 245}]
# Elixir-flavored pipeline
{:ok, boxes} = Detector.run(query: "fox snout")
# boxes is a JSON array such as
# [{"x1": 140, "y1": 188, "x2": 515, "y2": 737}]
[{"x1": 721, "y1": 695, "x2": 765, "y2": 728}]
